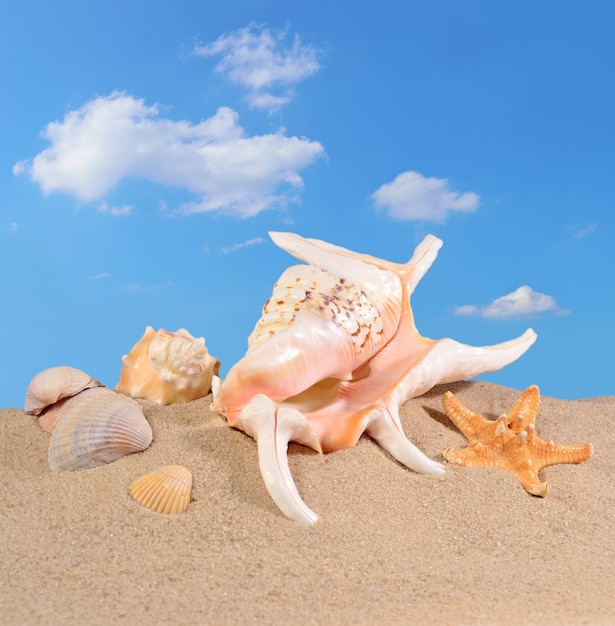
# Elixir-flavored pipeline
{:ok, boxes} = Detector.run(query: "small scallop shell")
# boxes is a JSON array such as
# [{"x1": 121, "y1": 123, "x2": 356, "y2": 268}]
[
  {"x1": 24, "y1": 366, "x2": 103, "y2": 416},
  {"x1": 116, "y1": 326, "x2": 220, "y2": 405},
  {"x1": 48, "y1": 387, "x2": 153, "y2": 472},
  {"x1": 129, "y1": 465, "x2": 192, "y2": 514}
]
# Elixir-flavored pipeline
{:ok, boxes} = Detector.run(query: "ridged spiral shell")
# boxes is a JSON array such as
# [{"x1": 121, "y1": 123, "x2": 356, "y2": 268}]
[
  {"x1": 129, "y1": 464, "x2": 192, "y2": 514},
  {"x1": 24, "y1": 366, "x2": 103, "y2": 416},
  {"x1": 48, "y1": 387, "x2": 153, "y2": 472},
  {"x1": 116, "y1": 326, "x2": 220, "y2": 405}
]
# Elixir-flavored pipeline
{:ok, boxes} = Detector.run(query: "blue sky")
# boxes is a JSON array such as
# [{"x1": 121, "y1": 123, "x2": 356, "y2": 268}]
[{"x1": 2, "y1": 1, "x2": 613, "y2": 408}]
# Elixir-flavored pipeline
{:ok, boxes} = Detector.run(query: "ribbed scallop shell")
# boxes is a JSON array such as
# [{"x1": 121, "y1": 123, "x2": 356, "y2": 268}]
[
  {"x1": 48, "y1": 387, "x2": 153, "y2": 472},
  {"x1": 116, "y1": 326, "x2": 220, "y2": 405},
  {"x1": 24, "y1": 366, "x2": 103, "y2": 416},
  {"x1": 129, "y1": 465, "x2": 192, "y2": 514}
]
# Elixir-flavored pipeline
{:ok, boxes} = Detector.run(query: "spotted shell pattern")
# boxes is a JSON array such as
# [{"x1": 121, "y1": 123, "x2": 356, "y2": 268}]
[{"x1": 249, "y1": 265, "x2": 384, "y2": 353}]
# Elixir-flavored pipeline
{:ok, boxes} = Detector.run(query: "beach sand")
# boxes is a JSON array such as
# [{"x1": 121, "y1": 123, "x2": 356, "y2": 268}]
[{"x1": 1, "y1": 381, "x2": 613, "y2": 625}]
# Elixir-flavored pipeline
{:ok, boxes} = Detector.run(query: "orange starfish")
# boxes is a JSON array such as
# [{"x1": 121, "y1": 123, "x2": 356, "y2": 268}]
[{"x1": 442, "y1": 385, "x2": 593, "y2": 496}]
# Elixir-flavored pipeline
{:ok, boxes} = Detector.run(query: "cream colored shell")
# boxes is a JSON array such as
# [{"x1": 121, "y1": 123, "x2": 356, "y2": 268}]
[
  {"x1": 129, "y1": 464, "x2": 192, "y2": 514},
  {"x1": 116, "y1": 326, "x2": 220, "y2": 405},
  {"x1": 24, "y1": 366, "x2": 103, "y2": 416},
  {"x1": 48, "y1": 387, "x2": 153, "y2": 472}
]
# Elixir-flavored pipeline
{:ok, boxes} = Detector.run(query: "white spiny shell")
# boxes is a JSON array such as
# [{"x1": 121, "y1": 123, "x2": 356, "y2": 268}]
[
  {"x1": 212, "y1": 231, "x2": 538, "y2": 525},
  {"x1": 129, "y1": 464, "x2": 192, "y2": 514},
  {"x1": 48, "y1": 387, "x2": 153, "y2": 472},
  {"x1": 116, "y1": 326, "x2": 220, "y2": 405},
  {"x1": 24, "y1": 366, "x2": 103, "y2": 416}
]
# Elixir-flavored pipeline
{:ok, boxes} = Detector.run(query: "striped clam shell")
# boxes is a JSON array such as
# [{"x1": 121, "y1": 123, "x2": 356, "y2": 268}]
[
  {"x1": 129, "y1": 464, "x2": 192, "y2": 514},
  {"x1": 48, "y1": 387, "x2": 153, "y2": 472},
  {"x1": 24, "y1": 366, "x2": 103, "y2": 416}
]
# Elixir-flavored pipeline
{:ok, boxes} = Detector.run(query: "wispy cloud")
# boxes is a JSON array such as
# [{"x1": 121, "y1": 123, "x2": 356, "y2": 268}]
[
  {"x1": 219, "y1": 237, "x2": 266, "y2": 254},
  {"x1": 372, "y1": 171, "x2": 479, "y2": 222},
  {"x1": 10, "y1": 222, "x2": 18, "y2": 231},
  {"x1": 193, "y1": 23, "x2": 321, "y2": 112},
  {"x1": 126, "y1": 280, "x2": 173, "y2": 292},
  {"x1": 98, "y1": 201, "x2": 133, "y2": 216},
  {"x1": 570, "y1": 223, "x2": 597, "y2": 239},
  {"x1": 88, "y1": 272, "x2": 111, "y2": 280},
  {"x1": 14, "y1": 92, "x2": 324, "y2": 218},
  {"x1": 453, "y1": 285, "x2": 570, "y2": 319}
]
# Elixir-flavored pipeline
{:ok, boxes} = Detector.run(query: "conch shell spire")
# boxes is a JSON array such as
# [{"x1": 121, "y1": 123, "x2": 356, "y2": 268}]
[{"x1": 213, "y1": 232, "x2": 537, "y2": 525}]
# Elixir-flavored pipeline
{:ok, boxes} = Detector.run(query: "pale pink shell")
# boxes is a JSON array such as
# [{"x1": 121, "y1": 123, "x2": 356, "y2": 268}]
[
  {"x1": 48, "y1": 387, "x2": 153, "y2": 472},
  {"x1": 24, "y1": 366, "x2": 103, "y2": 416}
]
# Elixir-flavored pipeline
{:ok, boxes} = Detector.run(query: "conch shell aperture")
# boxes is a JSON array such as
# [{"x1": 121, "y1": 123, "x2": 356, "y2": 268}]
[{"x1": 212, "y1": 232, "x2": 537, "y2": 525}]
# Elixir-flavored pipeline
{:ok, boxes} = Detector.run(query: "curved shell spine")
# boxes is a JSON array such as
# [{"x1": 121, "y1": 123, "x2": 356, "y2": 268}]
[
  {"x1": 129, "y1": 464, "x2": 192, "y2": 514},
  {"x1": 24, "y1": 366, "x2": 103, "y2": 416},
  {"x1": 48, "y1": 387, "x2": 153, "y2": 472},
  {"x1": 116, "y1": 326, "x2": 220, "y2": 405}
]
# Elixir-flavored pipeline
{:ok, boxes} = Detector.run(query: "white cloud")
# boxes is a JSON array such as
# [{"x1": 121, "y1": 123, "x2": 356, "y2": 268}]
[
  {"x1": 10, "y1": 222, "x2": 18, "y2": 231},
  {"x1": 453, "y1": 285, "x2": 570, "y2": 319},
  {"x1": 12, "y1": 161, "x2": 26, "y2": 176},
  {"x1": 571, "y1": 223, "x2": 597, "y2": 239},
  {"x1": 88, "y1": 272, "x2": 111, "y2": 280},
  {"x1": 220, "y1": 237, "x2": 266, "y2": 254},
  {"x1": 99, "y1": 201, "x2": 133, "y2": 216},
  {"x1": 14, "y1": 92, "x2": 324, "y2": 218},
  {"x1": 372, "y1": 171, "x2": 479, "y2": 222},
  {"x1": 193, "y1": 23, "x2": 321, "y2": 112}
]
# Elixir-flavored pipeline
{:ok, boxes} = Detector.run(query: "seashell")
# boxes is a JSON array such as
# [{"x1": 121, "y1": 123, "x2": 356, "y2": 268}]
[
  {"x1": 38, "y1": 395, "x2": 76, "y2": 434},
  {"x1": 212, "y1": 232, "x2": 537, "y2": 525},
  {"x1": 129, "y1": 464, "x2": 192, "y2": 514},
  {"x1": 48, "y1": 387, "x2": 153, "y2": 472},
  {"x1": 24, "y1": 365, "x2": 103, "y2": 417},
  {"x1": 116, "y1": 326, "x2": 220, "y2": 405}
]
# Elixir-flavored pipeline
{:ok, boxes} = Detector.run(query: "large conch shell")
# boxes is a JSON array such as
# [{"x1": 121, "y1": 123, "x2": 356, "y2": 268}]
[
  {"x1": 48, "y1": 386, "x2": 153, "y2": 472},
  {"x1": 116, "y1": 326, "x2": 220, "y2": 405},
  {"x1": 212, "y1": 232, "x2": 537, "y2": 525}
]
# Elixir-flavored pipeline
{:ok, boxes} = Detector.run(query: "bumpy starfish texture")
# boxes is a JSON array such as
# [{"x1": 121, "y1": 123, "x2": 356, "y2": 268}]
[{"x1": 442, "y1": 385, "x2": 593, "y2": 496}]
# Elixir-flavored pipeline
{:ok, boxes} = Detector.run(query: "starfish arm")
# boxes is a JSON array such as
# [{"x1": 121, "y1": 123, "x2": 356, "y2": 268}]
[
  {"x1": 443, "y1": 443, "x2": 498, "y2": 466},
  {"x1": 443, "y1": 442, "x2": 550, "y2": 496},
  {"x1": 527, "y1": 435, "x2": 594, "y2": 470},
  {"x1": 442, "y1": 391, "x2": 499, "y2": 443},
  {"x1": 505, "y1": 385, "x2": 541, "y2": 432},
  {"x1": 516, "y1": 464, "x2": 550, "y2": 496}
]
